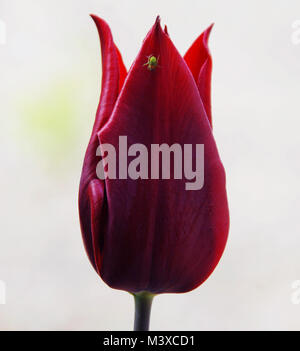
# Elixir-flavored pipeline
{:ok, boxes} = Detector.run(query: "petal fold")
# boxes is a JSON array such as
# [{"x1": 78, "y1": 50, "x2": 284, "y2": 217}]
[{"x1": 88, "y1": 179, "x2": 106, "y2": 274}]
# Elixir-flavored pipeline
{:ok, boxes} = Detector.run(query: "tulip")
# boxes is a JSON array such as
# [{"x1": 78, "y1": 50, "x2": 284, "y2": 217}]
[{"x1": 79, "y1": 15, "x2": 229, "y2": 330}]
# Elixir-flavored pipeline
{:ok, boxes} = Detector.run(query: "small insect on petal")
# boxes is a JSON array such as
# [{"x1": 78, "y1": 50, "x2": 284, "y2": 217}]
[{"x1": 144, "y1": 55, "x2": 159, "y2": 71}]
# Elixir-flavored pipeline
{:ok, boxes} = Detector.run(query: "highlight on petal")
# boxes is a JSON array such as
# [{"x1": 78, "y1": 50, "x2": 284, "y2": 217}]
[
  {"x1": 97, "y1": 18, "x2": 229, "y2": 293},
  {"x1": 184, "y1": 24, "x2": 213, "y2": 126}
]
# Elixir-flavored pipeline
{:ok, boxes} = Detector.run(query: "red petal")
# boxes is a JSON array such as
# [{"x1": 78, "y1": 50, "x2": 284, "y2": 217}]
[
  {"x1": 97, "y1": 18, "x2": 229, "y2": 293},
  {"x1": 88, "y1": 179, "x2": 105, "y2": 274},
  {"x1": 90, "y1": 14, "x2": 127, "y2": 133},
  {"x1": 79, "y1": 16, "x2": 126, "y2": 271},
  {"x1": 164, "y1": 25, "x2": 169, "y2": 36},
  {"x1": 184, "y1": 24, "x2": 213, "y2": 127},
  {"x1": 115, "y1": 45, "x2": 127, "y2": 92}
]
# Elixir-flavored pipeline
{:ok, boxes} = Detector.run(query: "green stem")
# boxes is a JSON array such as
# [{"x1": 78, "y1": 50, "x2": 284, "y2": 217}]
[{"x1": 133, "y1": 292, "x2": 155, "y2": 331}]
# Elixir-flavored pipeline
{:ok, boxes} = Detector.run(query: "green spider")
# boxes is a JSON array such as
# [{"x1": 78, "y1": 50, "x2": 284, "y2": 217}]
[{"x1": 144, "y1": 55, "x2": 159, "y2": 71}]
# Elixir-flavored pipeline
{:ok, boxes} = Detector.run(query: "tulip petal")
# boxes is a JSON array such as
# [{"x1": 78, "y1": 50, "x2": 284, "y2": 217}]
[
  {"x1": 164, "y1": 25, "x2": 169, "y2": 36},
  {"x1": 88, "y1": 179, "x2": 106, "y2": 274},
  {"x1": 184, "y1": 24, "x2": 213, "y2": 126},
  {"x1": 90, "y1": 14, "x2": 127, "y2": 133},
  {"x1": 97, "y1": 18, "x2": 229, "y2": 293},
  {"x1": 115, "y1": 45, "x2": 127, "y2": 92},
  {"x1": 79, "y1": 16, "x2": 126, "y2": 270}
]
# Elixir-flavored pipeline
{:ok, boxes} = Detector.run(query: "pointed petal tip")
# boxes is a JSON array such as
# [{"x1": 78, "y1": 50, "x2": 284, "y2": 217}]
[
  {"x1": 200, "y1": 23, "x2": 214, "y2": 50},
  {"x1": 89, "y1": 14, "x2": 111, "y2": 31},
  {"x1": 208, "y1": 23, "x2": 214, "y2": 31},
  {"x1": 153, "y1": 15, "x2": 164, "y2": 33},
  {"x1": 90, "y1": 13, "x2": 99, "y2": 22},
  {"x1": 164, "y1": 24, "x2": 169, "y2": 36},
  {"x1": 204, "y1": 23, "x2": 214, "y2": 41},
  {"x1": 144, "y1": 15, "x2": 164, "y2": 40},
  {"x1": 90, "y1": 14, "x2": 106, "y2": 28}
]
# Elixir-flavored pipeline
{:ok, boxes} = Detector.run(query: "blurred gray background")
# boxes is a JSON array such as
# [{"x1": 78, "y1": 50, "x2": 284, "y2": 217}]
[{"x1": 0, "y1": 0, "x2": 300, "y2": 330}]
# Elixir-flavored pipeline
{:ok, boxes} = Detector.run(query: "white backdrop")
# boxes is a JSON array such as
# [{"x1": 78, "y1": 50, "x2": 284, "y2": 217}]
[{"x1": 0, "y1": 0, "x2": 300, "y2": 330}]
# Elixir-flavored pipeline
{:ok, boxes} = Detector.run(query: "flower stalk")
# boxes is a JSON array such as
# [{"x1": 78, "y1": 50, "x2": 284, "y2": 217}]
[{"x1": 133, "y1": 292, "x2": 155, "y2": 331}]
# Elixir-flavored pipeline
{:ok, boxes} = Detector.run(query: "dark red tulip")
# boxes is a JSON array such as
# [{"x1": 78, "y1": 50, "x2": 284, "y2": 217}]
[{"x1": 79, "y1": 15, "x2": 229, "y2": 295}]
